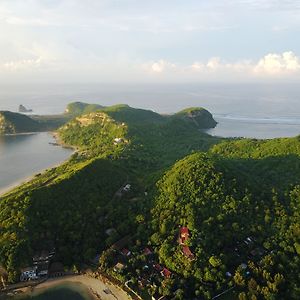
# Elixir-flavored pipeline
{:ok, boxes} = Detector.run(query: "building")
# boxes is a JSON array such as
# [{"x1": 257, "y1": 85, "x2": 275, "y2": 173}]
[
  {"x1": 161, "y1": 268, "x2": 171, "y2": 278},
  {"x1": 143, "y1": 247, "x2": 153, "y2": 256},
  {"x1": 121, "y1": 248, "x2": 131, "y2": 256},
  {"x1": 20, "y1": 267, "x2": 38, "y2": 281},
  {"x1": 179, "y1": 227, "x2": 190, "y2": 245},
  {"x1": 114, "y1": 262, "x2": 125, "y2": 273},
  {"x1": 181, "y1": 245, "x2": 195, "y2": 260}
]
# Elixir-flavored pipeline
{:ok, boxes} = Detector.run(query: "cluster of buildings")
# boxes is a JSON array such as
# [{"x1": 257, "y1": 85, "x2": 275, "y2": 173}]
[
  {"x1": 178, "y1": 227, "x2": 195, "y2": 260},
  {"x1": 20, "y1": 249, "x2": 55, "y2": 282}
]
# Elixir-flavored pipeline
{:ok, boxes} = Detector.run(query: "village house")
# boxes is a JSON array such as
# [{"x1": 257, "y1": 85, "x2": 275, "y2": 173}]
[
  {"x1": 114, "y1": 262, "x2": 125, "y2": 273},
  {"x1": 20, "y1": 266, "x2": 38, "y2": 281},
  {"x1": 161, "y1": 267, "x2": 171, "y2": 278},
  {"x1": 143, "y1": 247, "x2": 153, "y2": 256},
  {"x1": 121, "y1": 248, "x2": 131, "y2": 257},
  {"x1": 178, "y1": 226, "x2": 190, "y2": 245},
  {"x1": 181, "y1": 245, "x2": 195, "y2": 260},
  {"x1": 123, "y1": 184, "x2": 131, "y2": 192}
]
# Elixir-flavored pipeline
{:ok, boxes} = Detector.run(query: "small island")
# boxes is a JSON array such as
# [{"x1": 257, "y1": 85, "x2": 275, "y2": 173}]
[{"x1": 19, "y1": 105, "x2": 33, "y2": 113}]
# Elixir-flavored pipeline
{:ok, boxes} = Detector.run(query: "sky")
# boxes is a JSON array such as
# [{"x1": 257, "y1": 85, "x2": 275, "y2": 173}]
[{"x1": 0, "y1": 0, "x2": 299, "y2": 83}]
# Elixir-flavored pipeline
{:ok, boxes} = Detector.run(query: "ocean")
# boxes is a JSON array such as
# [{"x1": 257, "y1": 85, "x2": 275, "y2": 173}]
[
  {"x1": 0, "y1": 82, "x2": 299, "y2": 138},
  {"x1": 0, "y1": 82, "x2": 299, "y2": 194}
]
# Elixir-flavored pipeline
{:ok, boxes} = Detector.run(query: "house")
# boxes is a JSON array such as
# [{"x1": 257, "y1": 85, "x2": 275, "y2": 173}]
[
  {"x1": 179, "y1": 227, "x2": 190, "y2": 244},
  {"x1": 161, "y1": 267, "x2": 171, "y2": 278},
  {"x1": 114, "y1": 137, "x2": 123, "y2": 144},
  {"x1": 20, "y1": 267, "x2": 37, "y2": 281},
  {"x1": 143, "y1": 247, "x2": 153, "y2": 256},
  {"x1": 37, "y1": 263, "x2": 49, "y2": 276},
  {"x1": 114, "y1": 262, "x2": 125, "y2": 273},
  {"x1": 121, "y1": 248, "x2": 131, "y2": 257},
  {"x1": 181, "y1": 245, "x2": 195, "y2": 260},
  {"x1": 123, "y1": 184, "x2": 131, "y2": 192},
  {"x1": 153, "y1": 263, "x2": 162, "y2": 272}
]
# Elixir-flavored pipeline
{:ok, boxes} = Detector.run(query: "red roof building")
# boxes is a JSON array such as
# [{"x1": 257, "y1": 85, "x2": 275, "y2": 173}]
[
  {"x1": 161, "y1": 268, "x2": 171, "y2": 278},
  {"x1": 143, "y1": 247, "x2": 153, "y2": 256},
  {"x1": 121, "y1": 248, "x2": 131, "y2": 256},
  {"x1": 182, "y1": 245, "x2": 195, "y2": 260},
  {"x1": 179, "y1": 226, "x2": 190, "y2": 244},
  {"x1": 154, "y1": 264, "x2": 162, "y2": 272}
]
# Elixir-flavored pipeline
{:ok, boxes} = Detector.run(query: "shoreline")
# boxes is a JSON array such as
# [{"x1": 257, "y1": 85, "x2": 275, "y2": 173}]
[
  {"x1": 0, "y1": 132, "x2": 75, "y2": 197},
  {"x1": 5, "y1": 275, "x2": 131, "y2": 300}
]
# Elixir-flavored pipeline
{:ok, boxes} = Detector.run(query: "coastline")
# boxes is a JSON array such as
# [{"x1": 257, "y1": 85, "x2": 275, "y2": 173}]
[
  {"x1": 0, "y1": 132, "x2": 74, "y2": 197},
  {"x1": 5, "y1": 275, "x2": 131, "y2": 300}
]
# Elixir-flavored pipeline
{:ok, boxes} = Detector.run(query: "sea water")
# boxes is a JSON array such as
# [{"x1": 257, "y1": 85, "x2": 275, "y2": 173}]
[
  {"x1": 0, "y1": 83, "x2": 299, "y2": 193},
  {"x1": 15, "y1": 282, "x2": 94, "y2": 300},
  {"x1": 0, "y1": 133, "x2": 73, "y2": 195}
]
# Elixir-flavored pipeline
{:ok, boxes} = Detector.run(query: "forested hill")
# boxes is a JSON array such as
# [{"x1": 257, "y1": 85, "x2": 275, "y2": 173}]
[
  {"x1": 0, "y1": 102, "x2": 299, "y2": 300},
  {"x1": 150, "y1": 140, "x2": 300, "y2": 299},
  {"x1": 0, "y1": 111, "x2": 41, "y2": 134},
  {"x1": 0, "y1": 102, "x2": 217, "y2": 135}
]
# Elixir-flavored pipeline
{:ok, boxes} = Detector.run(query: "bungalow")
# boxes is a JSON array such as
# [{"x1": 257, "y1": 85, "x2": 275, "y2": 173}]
[
  {"x1": 153, "y1": 263, "x2": 162, "y2": 272},
  {"x1": 161, "y1": 267, "x2": 171, "y2": 278},
  {"x1": 121, "y1": 248, "x2": 131, "y2": 257},
  {"x1": 179, "y1": 227, "x2": 190, "y2": 245},
  {"x1": 114, "y1": 262, "x2": 125, "y2": 273},
  {"x1": 123, "y1": 184, "x2": 131, "y2": 192},
  {"x1": 143, "y1": 247, "x2": 153, "y2": 256},
  {"x1": 181, "y1": 245, "x2": 195, "y2": 260},
  {"x1": 114, "y1": 137, "x2": 123, "y2": 144}
]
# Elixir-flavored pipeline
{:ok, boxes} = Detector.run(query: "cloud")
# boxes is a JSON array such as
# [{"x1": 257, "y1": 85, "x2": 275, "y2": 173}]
[
  {"x1": 143, "y1": 52, "x2": 300, "y2": 80},
  {"x1": 147, "y1": 60, "x2": 176, "y2": 73},
  {"x1": 254, "y1": 51, "x2": 300, "y2": 75}
]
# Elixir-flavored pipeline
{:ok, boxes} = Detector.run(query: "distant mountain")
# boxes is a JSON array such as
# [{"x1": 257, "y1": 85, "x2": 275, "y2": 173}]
[
  {"x1": 0, "y1": 111, "x2": 40, "y2": 134},
  {"x1": 65, "y1": 102, "x2": 104, "y2": 115}
]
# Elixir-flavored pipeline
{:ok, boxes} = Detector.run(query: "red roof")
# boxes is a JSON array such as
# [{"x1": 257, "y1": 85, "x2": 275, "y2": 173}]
[
  {"x1": 182, "y1": 246, "x2": 194, "y2": 258},
  {"x1": 121, "y1": 248, "x2": 131, "y2": 256},
  {"x1": 154, "y1": 264, "x2": 162, "y2": 271},
  {"x1": 161, "y1": 268, "x2": 171, "y2": 278},
  {"x1": 143, "y1": 247, "x2": 152, "y2": 255},
  {"x1": 180, "y1": 227, "x2": 189, "y2": 235}
]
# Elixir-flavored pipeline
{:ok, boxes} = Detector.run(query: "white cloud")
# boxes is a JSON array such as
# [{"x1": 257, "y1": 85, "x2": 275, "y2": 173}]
[
  {"x1": 143, "y1": 52, "x2": 300, "y2": 81},
  {"x1": 254, "y1": 51, "x2": 300, "y2": 75},
  {"x1": 149, "y1": 60, "x2": 176, "y2": 73}
]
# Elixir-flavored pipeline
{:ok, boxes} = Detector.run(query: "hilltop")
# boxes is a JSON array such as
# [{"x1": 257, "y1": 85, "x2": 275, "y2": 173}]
[
  {"x1": 0, "y1": 102, "x2": 217, "y2": 135},
  {"x1": 0, "y1": 102, "x2": 299, "y2": 300},
  {"x1": 0, "y1": 111, "x2": 41, "y2": 134}
]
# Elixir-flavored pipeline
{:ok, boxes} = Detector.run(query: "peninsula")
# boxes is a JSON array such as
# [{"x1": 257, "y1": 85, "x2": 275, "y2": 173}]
[{"x1": 0, "y1": 102, "x2": 299, "y2": 300}]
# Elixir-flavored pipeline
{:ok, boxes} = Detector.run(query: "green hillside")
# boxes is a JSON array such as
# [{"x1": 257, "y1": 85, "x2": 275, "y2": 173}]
[
  {"x1": 0, "y1": 111, "x2": 42, "y2": 134},
  {"x1": 149, "y1": 140, "x2": 300, "y2": 299},
  {"x1": 65, "y1": 102, "x2": 104, "y2": 116},
  {"x1": 0, "y1": 103, "x2": 299, "y2": 300}
]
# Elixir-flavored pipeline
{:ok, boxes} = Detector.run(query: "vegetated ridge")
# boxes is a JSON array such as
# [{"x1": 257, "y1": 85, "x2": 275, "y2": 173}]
[{"x1": 0, "y1": 102, "x2": 299, "y2": 300}]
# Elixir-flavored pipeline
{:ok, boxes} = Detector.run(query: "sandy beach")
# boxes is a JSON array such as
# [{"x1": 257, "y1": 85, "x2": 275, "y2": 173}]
[{"x1": 23, "y1": 275, "x2": 132, "y2": 300}]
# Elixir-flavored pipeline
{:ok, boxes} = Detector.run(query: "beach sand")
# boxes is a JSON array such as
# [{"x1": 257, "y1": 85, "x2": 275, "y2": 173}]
[{"x1": 25, "y1": 275, "x2": 131, "y2": 300}]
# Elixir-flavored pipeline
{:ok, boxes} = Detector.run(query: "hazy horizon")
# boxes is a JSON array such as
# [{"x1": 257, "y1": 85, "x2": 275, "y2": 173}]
[{"x1": 0, "y1": 0, "x2": 299, "y2": 84}]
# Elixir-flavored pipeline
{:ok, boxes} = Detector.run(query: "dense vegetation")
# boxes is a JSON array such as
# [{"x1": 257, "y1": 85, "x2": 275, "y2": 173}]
[
  {"x1": 148, "y1": 138, "x2": 300, "y2": 299},
  {"x1": 0, "y1": 102, "x2": 105, "y2": 135},
  {"x1": 0, "y1": 102, "x2": 299, "y2": 300},
  {"x1": 0, "y1": 111, "x2": 41, "y2": 134}
]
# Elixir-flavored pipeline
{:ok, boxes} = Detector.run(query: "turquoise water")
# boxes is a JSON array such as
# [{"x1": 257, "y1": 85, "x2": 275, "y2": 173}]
[{"x1": 16, "y1": 282, "x2": 94, "y2": 300}]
